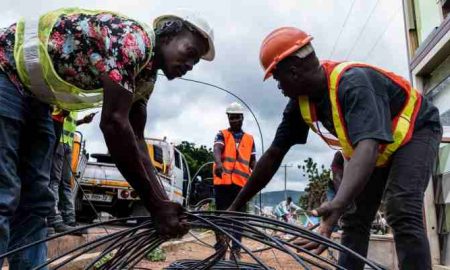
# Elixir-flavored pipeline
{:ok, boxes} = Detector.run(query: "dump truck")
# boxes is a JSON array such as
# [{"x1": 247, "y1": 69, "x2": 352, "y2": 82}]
[{"x1": 70, "y1": 133, "x2": 190, "y2": 223}]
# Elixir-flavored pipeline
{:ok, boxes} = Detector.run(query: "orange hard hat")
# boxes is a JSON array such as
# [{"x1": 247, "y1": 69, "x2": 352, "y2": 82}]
[{"x1": 260, "y1": 27, "x2": 313, "y2": 80}]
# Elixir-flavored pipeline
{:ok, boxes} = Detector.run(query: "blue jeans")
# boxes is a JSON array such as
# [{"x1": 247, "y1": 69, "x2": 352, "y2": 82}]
[
  {"x1": 0, "y1": 72, "x2": 55, "y2": 269},
  {"x1": 48, "y1": 142, "x2": 75, "y2": 226}
]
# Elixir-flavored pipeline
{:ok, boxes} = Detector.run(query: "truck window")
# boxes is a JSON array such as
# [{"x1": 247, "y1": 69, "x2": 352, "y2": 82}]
[
  {"x1": 153, "y1": 145, "x2": 164, "y2": 164},
  {"x1": 174, "y1": 151, "x2": 181, "y2": 169},
  {"x1": 182, "y1": 157, "x2": 188, "y2": 180}
]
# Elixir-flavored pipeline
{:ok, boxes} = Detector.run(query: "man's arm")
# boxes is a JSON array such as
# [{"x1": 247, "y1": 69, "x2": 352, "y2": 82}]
[
  {"x1": 228, "y1": 145, "x2": 289, "y2": 211},
  {"x1": 100, "y1": 75, "x2": 168, "y2": 212},
  {"x1": 213, "y1": 138, "x2": 224, "y2": 177},
  {"x1": 298, "y1": 139, "x2": 379, "y2": 254},
  {"x1": 128, "y1": 99, "x2": 170, "y2": 202},
  {"x1": 327, "y1": 139, "x2": 378, "y2": 211},
  {"x1": 100, "y1": 76, "x2": 187, "y2": 238},
  {"x1": 229, "y1": 98, "x2": 309, "y2": 211},
  {"x1": 128, "y1": 99, "x2": 188, "y2": 237}
]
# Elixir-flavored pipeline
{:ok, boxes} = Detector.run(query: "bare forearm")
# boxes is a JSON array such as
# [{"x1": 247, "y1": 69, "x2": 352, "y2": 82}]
[
  {"x1": 230, "y1": 146, "x2": 285, "y2": 210},
  {"x1": 332, "y1": 140, "x2": 378, "y2": 209},
  {"x1": 213, "y1": 144, "x2": 223, "y2": 165},
  {"x1": 101, "y1": 121, "x2": 166, "y2": 213}
]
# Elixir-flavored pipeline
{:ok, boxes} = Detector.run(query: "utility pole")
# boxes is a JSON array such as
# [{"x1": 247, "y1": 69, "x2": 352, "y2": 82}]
[{"x1": 281, "y1": 164, "x2": 293, "y2": 201}]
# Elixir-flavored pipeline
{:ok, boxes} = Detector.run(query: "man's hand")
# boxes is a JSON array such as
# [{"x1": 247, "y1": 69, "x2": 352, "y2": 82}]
[
  {"x1": 152, "y1": 201, "x2": 190, "y2": 239},
  {"x1": 214, "y1": 164, "x2": 223, "y2": 178},
  {"x1": 83, "y1": 112, "x2": 96, "y2": 124},
  {"x1": 77, "y1": 112, "x2": 97, "y2": 125},
  {"x1": 295, "y1": 201, "x2": 343, "y2": 255}
]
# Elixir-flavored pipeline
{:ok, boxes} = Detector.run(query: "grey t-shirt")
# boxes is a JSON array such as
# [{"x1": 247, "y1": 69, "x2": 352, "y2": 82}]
[{"x1": 272, "y1": 67, "x2": 442, "y2": 150}]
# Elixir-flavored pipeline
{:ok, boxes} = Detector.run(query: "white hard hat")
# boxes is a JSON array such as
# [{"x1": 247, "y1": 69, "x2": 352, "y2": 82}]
[
  {"x1": 226, "y1": 102, "x2": 244, "y2": 114},
  {"x1": 154, "y1": 9, "x2": 215, "y2": 61}
]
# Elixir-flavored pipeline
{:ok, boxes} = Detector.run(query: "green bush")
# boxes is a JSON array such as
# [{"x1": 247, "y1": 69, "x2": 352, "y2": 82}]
[{"x1": 145, "y1": 247, "x2": 166, "y2": 262}]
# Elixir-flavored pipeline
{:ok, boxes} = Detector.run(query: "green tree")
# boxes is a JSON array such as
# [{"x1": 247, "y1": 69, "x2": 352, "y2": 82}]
[
  {"x1": 175, "y1": 141, "x2": 214, "y2": 181},
  {"x1": 299, "y1": 157, "x2": 331, "y2": 210}
]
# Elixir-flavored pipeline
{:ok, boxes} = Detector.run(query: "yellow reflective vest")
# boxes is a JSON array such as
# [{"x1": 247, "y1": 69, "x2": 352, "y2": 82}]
[
  {"x1": 14, "y1": 7, "x2": 155, "y2": 111},
  {"x1": 61, "y1": 112, "x2": 78, "y2": 147},
  {"x1": 299, "y1": 61, "x2": 422, "y2": 167}
]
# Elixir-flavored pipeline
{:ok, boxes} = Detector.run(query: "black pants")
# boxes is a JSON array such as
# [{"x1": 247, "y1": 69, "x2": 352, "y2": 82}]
[
  {"x1": 214, "y1": 184, "x2": 246, "y2": 252},
  {"x1": 338, "y1": 127, "x2": 441, "y2": 270}
]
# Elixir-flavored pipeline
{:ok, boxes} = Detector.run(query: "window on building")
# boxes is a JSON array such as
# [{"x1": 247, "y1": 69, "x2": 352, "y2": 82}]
[{"x1": 413, "y1": 0, "x2": 442, "y2": 44}]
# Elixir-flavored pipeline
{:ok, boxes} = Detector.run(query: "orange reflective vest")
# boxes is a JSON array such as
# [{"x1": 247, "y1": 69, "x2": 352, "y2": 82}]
[
  {"x1": 213, "y1": 129, "x2": 254, "y2": 187},
  {"x1": 299, "y1": 61, "x2": 422, "y2": 167}
]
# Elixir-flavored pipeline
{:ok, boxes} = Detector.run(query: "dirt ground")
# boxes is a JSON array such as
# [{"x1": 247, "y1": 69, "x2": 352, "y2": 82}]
[{"x1": 137, "y1": 235, "x2": 331, "y2": 270}]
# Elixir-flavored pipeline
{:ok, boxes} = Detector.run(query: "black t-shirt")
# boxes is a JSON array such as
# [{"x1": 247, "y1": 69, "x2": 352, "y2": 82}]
[{"x1": 272, "y1": 67, "x2": 442, "y2": 150}]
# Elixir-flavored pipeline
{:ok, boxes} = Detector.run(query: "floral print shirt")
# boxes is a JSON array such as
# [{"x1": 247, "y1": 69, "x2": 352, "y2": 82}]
[{"x1": 0, "y1": 12, "x2": 156, "y2": 99}]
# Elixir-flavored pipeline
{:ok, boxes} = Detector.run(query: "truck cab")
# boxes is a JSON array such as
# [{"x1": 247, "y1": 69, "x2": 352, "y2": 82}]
[{"x1": 72, "y1": 134, "x2": 189, "y2": 223}]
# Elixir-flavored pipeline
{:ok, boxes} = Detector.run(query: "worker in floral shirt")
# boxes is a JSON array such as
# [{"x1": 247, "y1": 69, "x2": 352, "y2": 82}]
[{"x1": 0, "y1": 8, "x2": 214, "y2": 268}]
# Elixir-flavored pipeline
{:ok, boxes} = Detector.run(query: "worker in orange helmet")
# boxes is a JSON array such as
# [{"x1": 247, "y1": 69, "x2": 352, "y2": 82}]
[{"x1": 228, "y1": 27, "x2": 442, "y2": 270}]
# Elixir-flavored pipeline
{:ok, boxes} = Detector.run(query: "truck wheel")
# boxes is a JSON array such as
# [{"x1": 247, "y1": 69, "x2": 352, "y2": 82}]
[{"x1": 114, "y1": 201, "x2": 132, "y2": 218}]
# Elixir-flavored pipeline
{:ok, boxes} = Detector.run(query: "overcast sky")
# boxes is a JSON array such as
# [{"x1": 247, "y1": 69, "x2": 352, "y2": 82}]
[{"x1": 2, "y1": 0, "x2": 408, "y2": 193}]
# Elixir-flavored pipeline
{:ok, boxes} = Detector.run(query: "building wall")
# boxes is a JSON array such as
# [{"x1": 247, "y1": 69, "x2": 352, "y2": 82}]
[
  {"x1": 428, "y1": 54, "x2": 450, "y2": 114},
  {"x1": 403, "y1": 0, "x2": 450, "y2": 266},
  {"x1": 426, "y1": 54, "x2": 450, "y2": 95}
]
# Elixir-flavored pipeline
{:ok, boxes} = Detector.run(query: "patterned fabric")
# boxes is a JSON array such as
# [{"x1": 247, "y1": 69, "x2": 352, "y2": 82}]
[
  {"x1": 0, "y1": 12, "x2": 156, "y2": 97},
  {"x1": 0, "y1": 25, "x2": 22, "y2": 93}
]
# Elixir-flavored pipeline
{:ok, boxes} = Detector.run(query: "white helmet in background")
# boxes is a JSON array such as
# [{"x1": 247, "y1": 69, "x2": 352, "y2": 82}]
[
  {"x1": 154, "y1": 9, "x2": 215, "y2": 61},
  {"x1": 226, "y1": 102, "x2": 245, "y2": 114}
]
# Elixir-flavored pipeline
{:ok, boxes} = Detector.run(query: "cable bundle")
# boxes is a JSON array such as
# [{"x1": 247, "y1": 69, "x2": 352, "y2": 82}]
[
  {"x1": 0, "y1": 211, "x2": 384, "y2": 270},
  {"x1": 165, "y1": 259, "x2": 273, "y2": 269}
]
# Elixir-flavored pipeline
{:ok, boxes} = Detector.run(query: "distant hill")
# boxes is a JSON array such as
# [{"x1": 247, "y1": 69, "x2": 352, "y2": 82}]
[{"x1": 251, "y1": 190, "x2": 305, "y2": 207}]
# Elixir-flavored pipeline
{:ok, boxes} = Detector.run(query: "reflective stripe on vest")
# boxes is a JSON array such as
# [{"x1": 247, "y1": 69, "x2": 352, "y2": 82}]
[
  {"x1": 213, "y1": 129, "x2": 254, "y2": 187},
  {"x1": 298, "y1": 95, "x2": 341, "y2": 147},
  {"x1": 61, "y1": 112, "x2": 78, "y2": 146},
  {"x1": 22, "y1": 20, "x2": 57, "y2": 104},
  {"x1": 14, "y1": 8, "x2": 156, "y2": 111},
  {"x1": 299, "y1": 61, "x2": 422, "y2": 167}
]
